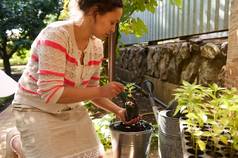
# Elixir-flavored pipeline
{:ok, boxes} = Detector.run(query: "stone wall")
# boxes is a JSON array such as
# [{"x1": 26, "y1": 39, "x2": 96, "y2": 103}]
[
  {"x1": 117, "y1": 38, "x2": 227, "y2": 86},
  {"x1": 116, "y1": 38, "x2": 227, "y2": 103}
]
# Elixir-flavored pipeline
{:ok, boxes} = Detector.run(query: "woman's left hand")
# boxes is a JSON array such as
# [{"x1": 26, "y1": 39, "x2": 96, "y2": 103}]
[{"x1": 116, "y1": 108, "x2": 141, "y2": 125}]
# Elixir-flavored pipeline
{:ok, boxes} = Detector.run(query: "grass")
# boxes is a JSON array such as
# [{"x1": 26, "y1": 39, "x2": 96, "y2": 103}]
[{"x1": 0, "y1": 58, "x2": 28, "y2": 67}]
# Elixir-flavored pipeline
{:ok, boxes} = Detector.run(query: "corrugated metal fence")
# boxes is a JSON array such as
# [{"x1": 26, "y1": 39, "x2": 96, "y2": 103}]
[{"x1": 121, "y1": 0, "x2": 231, "y2": 45}]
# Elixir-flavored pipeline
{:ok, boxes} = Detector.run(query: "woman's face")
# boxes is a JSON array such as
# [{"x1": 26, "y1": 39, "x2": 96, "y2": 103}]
[{"x1": 93, "y1": 8, "x2": 123, "y2": 40}]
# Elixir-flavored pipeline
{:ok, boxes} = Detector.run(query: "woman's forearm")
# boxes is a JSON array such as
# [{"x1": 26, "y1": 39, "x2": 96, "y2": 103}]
[
  {"x1": 57, "y1": 86, "x2": 101, "y2": 104},
  {"x1": 57, "y1": 81, "x2": 124, "y2": 104}
]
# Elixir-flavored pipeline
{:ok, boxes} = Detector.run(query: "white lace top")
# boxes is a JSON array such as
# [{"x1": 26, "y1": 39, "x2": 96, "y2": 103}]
[{"x1": 13, "y1": 20, "x2": 104, "y2": 114}]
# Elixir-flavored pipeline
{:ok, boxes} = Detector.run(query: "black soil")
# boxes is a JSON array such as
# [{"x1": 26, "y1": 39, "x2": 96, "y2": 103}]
[{"x1": 110, "y1": 120, "x2": 153, "y2": 132}]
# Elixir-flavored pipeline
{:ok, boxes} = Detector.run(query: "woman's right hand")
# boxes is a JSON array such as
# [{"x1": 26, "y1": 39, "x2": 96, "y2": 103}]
[{"x1": 99, "y1": 81, "x2": 124, "y2": 99}]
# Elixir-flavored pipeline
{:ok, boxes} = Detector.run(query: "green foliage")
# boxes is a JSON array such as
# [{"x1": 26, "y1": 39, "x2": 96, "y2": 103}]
[
  {"x1": 119, "y1": 0, "x2": 158, "y2": 37},
  {"x1": 120, "y1": 18, "x2": 148, "y2": 38},
  {"x1": 44, "y1": 14, "x2": 61, "y2": 24},
  {"x1": 124, "y1": 83, "x2": 136, "y2": 97},
  {"x1": 82, "y1": 100, "x2": 95, "y2": 112},
  {"x1": 15, "y1": 48, "x2": 30, "y2": 60},
  {"x1": 99, "y1": 61, "x2": 109, "y2": 86},
  {"x1": 150, "y1": 124, "x2": 159, "y2": 151},
  {"x1": 169, "y1": 0, "x2": 183, "y2": 8},
  {"x1": 0, "y1": 0, "x2": 63, "y2": 40},
  {"x1": 92, "y1": 114, "x2": 116, "y2": 150},
  {"x1": 120, "y1": 0, "x2": 183, "y2": 37},
  {"x1": 59, "y1": 0, "x2": 70, "y2": 20},
  {"x1": 0, "y1": 0, "x2": 63, "y2": 74},
  {"x1": 0, "y1": 50, "x2": 29, "y2": 67},
  {"x1": 0, "y1": 95, "x2": 14, "y2": 107},
  {"x1": 174, "y1": 81, "x2": 238, "y2": 153}
]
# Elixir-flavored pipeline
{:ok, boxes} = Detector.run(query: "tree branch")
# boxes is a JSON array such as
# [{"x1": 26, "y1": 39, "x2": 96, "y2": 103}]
[{"x1": 0, "y1": 48, "x2": 3, "y2": 58}]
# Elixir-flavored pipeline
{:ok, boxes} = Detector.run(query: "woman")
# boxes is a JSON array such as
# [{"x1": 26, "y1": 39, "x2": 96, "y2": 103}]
[{"x1": 6, "y1": 0, "x2": 139, "y2": 157}]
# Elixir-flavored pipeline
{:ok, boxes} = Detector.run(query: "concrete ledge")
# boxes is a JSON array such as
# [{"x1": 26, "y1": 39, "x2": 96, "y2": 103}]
[{"x1": 144, "y1": 75, "x2": 179, "y2": 105}]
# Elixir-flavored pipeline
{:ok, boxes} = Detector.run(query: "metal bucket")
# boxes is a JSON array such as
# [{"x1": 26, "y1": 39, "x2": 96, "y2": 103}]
[
  {"x1": 110, "y1": 121, "x2": 153, "y2": 158},
  {"x1": 158, "y1": 110, "x2": 183, "y2": 158}
]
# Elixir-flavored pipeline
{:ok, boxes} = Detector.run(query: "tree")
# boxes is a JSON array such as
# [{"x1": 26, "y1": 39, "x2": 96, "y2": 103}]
[{"x1": 0, "y1": 0, "x2": 63, "y2": 76}]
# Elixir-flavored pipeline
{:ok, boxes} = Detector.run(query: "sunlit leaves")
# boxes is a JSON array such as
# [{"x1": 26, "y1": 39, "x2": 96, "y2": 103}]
[
  {"x1": 175, "y1": 81, "x2": 238, "y2": 151},
  {"x1": 170, "y1": 0, "x2": 183, "y2": 8},
  {"x1": 197, "y1": 139, "x2": 206, "y2": 151},
  {"x1": 120, "y1": 18, "x2": 148, "y2": 37},
  {"x1": 93, "y1": 114, "x2": 116, "y2": 150}
]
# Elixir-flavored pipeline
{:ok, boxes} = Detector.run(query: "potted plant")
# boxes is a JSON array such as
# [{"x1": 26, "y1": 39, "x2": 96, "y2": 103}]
[
  {"x1": 174, "y1": 81, "x2": 238, "y2": 158},
  {"x1": 109, "y1": 83, "x2": 154, "y2": 158}
]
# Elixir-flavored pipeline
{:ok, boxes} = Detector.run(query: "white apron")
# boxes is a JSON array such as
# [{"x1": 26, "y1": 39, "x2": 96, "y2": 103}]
[{"x1": 13, "y1": 103, "x2": 103, "y2": 158}]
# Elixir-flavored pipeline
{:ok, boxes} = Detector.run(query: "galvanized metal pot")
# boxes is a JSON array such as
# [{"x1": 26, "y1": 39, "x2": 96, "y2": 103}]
[
  {"x1": 110, "y1": 121, "x2": 153, "y2": 158},
  {"x1": 158, "y1": 110, "x2": 183, "y2": 158}
]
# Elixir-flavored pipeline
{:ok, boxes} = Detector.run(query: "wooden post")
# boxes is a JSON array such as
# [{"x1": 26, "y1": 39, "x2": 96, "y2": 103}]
[
  {"x1": 108, "y1": 29, "x2": 118, "y2": 82},
  {"x1": 225, "y1": 0, "x2": 238, "y2": 88}
]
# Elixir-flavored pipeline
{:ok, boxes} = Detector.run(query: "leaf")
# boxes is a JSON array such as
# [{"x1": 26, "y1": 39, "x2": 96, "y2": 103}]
[
  {"x1": 202, "y1": 131, "x2": 212, "y2": 137},
  {"x1": 219, "y1": 135, "x2": 228, "y2": 145},
  {"x1": 120, "y1": 18, "x2": 148, "y2": 37},
  {"x1": 213, "y1": 126, "x2": 222, "y2": 135},
  {"x1": 186, "y1": 113, "x2": 198, "y2": 119},
  {"x1": 197, "y1": 139, "x2": 206, "y2": 151},
  {"x1": 118, "y1": 0, "x2": 159, "y2": 37},
  {"x1": 233, "y1": 144, "x2": 238, "y2": 151},
  {"x1": 170, "y1": 0, "x2": 183, "y2": 8},
  {"x1": 193, "y1": 130, "x2": 203, "y2": 137}
]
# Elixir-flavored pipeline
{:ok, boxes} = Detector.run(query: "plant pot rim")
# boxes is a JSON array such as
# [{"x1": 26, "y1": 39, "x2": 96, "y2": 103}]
[
  {"x1": 159, "y1": 110, "x2": 179, "y2": 120},
  {"x1": 109, "y1": 121, "x2": 153, "y2": 135}
]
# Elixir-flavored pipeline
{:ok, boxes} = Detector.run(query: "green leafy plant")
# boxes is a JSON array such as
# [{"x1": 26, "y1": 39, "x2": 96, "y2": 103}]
[
  {"x1": 119, "y1": 83, "x2": 139, "y2": 121},
  {"x1": 150, "y1": 124, "x2": 159, "y2": 151},
  {"x1": 99, "y1": 61, "x2": 109, "y2": 86},
  {"x1": 119, "y1": 82, "x2": 136, "y2": 102},
  {"x1": 174, "y1": 81, "x2": 238, "y2": 156},
  {"x1": 124, "y1": 82, "x2": 136, "y2": 97},
  {"x1": 92, "y1": 113, "x2": 116, "y2": 150}
]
